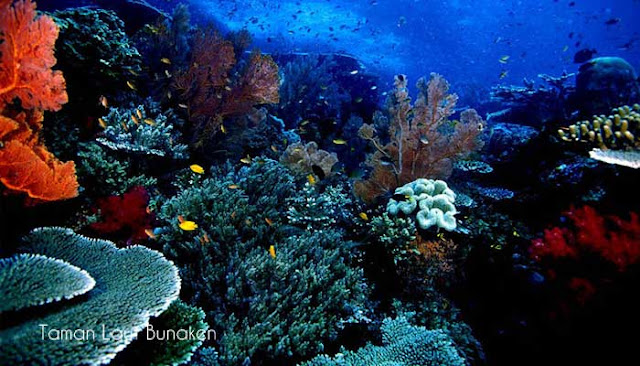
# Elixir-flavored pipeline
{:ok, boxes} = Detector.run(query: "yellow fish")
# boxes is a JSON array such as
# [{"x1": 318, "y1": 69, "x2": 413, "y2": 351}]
[
  {"x1": 126, "y1": 80, "x2": 137, "y2": 90},
  {"x1": 190, "y1": 164, "x2": 205, "y2": 174},
  {"x1": 136, "y1": 109, "x2": 143, "y2": 119},
  {"x1": 240, "y1": 155, "x2": 252, "y2": 164},
  {"x1": 98, "y1": 117, "x2": 107, "y2": 128},
  {"x1": 333, "y1": 139, "x2": 347, "y2": 145},
  {"x1": 220, "y1": 124, "x2": 227, "y2": 134},
  {"x1": 265, "y1": 217, "x2": 274, "y2": 226},
  {"x1": 228, "y1": 184, "x2": 239, "y2": 189},
  {"x1": 300, "y1": 119, "x2": 310, "y2": 126},
  {"x1": 499, "y1": 55, "x2": 510, "y2": 64},
  {"x1": 269, "y1": 245, "x2": 276, "y2": 258},
  {"x1": 307, "y1": 174, "x2": 316, "y2": 185},
  {"x1": 98, "y1": 95, "x2": 109, "y2": 108},
  {"x1": 358, "y1": 212, "x2": 369, "y2": 221},
  {"x1": 144, "y1": 229, "x2": 156, "y2": 239},
  {"x1": 179, "y1": 221, "x2": 198, "y2": 231},
  {"x1": 121, "y1": 121, "x2": 129, "y2": 132},
  {"x1": 160, "y1": 57, "x2": 171, "y2": 64},
  {"x1": 144, "y1": 118, "x2": 156, "y2": 126}
]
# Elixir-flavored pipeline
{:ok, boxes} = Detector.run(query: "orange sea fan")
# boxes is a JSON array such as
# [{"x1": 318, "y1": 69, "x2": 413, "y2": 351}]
[
  {"x1": 0, "y1": 0, "x2": 68, "y2": 111},
  {"x1": 0, "y1": 0, "x2": 77, "y2": 202}
]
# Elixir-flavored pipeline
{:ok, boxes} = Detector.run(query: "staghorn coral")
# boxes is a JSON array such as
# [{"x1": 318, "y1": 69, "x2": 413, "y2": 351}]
[
  {"x1": 355, "y1": 74, "x2": 484, "y2": 202},
  {"x1": 0, "y1": 0, "x2": 78, "y2": 202},
  {"x1": 280, "y1": 141, "x2": 338, "y2": 178},
  {"x1": 0, "y1": 227, "x2": 181, "y2": 365},
  {"x1": 302, "y1": 316, "x2": 465, "y2": 366},
  {"x1": 0, "y1": 253, "x2": 95, "y2": 312},
  {"x1": 173, "y1": 28, "x2": 279, "y2": 146}
]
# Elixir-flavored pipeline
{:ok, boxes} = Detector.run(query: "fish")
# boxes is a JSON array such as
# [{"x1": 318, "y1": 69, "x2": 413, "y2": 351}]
[
  {"x1": 269, "y1": 245, "x2": 276, "y2": 258},
  {"x1": 307, "y1": 174, "x2": 316, "y2": 185},
  {"x1": 178, "y1": 103, "x2": 188, "y2": 109},
  {"x1": 98, "y1": 117, "x2": 107, "y2": 128},
  {"x1": 370, "y1": 85, "x2": 377, "y2": 90},
  {"x1": 126, "y1": 80, "x2": 137, "y2": 90},
  {"x1": 135, "y1": 109, "x2": 143, "y2": 119},
  {"x1": 145, "y1": 229, "x2": 156, "y2": 239},
  {"x1": 121, "y1": 121, "x2": 129, "y2": 132},
  {"x1": 299, "y1": 119, "x2": 310, "y2": 126},
  {"x1": 202, "y1": 233, "x2": 210, "y2": 243},
  {"x1": 499, "y1": 55, "x2": 510, "y2": 64},
  {"x1": 177, "y1": 215, "x2": 185, "y2": 223},
  {"x1": 605, "y1": 18, "x2": 621, "y2": 25},
  {"x1": 144, "y1": 118, "x2": 156, "y2": 126},
  {"x1": 228, "y1": 184, "x2": 239, "y2": 189},
  {"x1": 270, "y1": 145, "x2": 278, "y2": 152},
  {"x1": 354, "y1": 97, "x2": 363, "y2": 103},
  {"x1": 350, "y1": 70, "x2": 359, "y2": 75},
  {"x1": 190, "y1": 164, "x2": 205, "y2": 174},
  {"x1": 164, "y1": 70, "x2": 172, "y2": 78},
  {"x1": 98, "y1": 95, "x2": 109, "y2": 108},
  {"x1": 240, "y1": 155, "x2": 252, "y2": 164},
  {"x1": 573, "y1": 48, "x2": 597, "y2": 63},
  {"x1": 499, "y1": 70, "x2": 509, "y2": 79},
  {"x1": 179, "y1": 221, "x2": 198, "y2": 231},
  {"x1": 221, "y1": 124, "x2": 227, "y2": 134},
  {"x1": 131, "y1": 114, "x2": 139, "y2": 125},
  {"x1": 359, "y1": 212, "x2": 369, "y2": 221},
  {"x1": 265, "y1": 217, "x2": 274, "y2": 226},
  {"x1": 562, "y1": 45, "x2": 569, "y2": 52},
  {"x1": 160, "y1": 57, "x2": 171, "y2": 64},
  {"x1": 333, "y1": 138, "x2": 347, "y2": 145},
  {"x1": 127, "y1": 68, "x2": 139, "y2": 76}
]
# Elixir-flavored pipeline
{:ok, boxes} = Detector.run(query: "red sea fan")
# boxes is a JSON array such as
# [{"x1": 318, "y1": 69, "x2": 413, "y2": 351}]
[{"x1": 90, "y1": 186, "x2": 153, "y2": 244}]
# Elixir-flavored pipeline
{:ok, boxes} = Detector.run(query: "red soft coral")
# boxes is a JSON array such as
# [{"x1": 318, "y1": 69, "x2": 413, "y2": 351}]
[
  {"x1": 90, "y1": 186, "x2": 153, "y2": 244},
  {"x1": 530, "y1": 205, "x2": 640, "y2": 271},
  {"x1": 0, "y1": 0, "x2": 67, "y2": 111}
]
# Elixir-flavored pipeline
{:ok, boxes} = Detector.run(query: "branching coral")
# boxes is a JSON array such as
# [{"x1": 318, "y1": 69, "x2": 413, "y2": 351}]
[
  {"x1": 173, "y1": 28, "x2": 279, "y2": 145},
  {"x1": 0, "y1": 0, "x2": 78, "y2": 202},
  {"x1": 355, "y1": 74, "x2": 484, "y2": 202}
]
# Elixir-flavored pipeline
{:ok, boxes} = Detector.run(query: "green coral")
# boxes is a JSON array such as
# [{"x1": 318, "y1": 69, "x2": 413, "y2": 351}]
[
  {"x1": 0, "y1": 254, "x2": 95, "y2": 312},
  {"x1": 286, "y1": 183, "x2": 355, "y2": 231},
  {"x1": 387, "y1": 179, "x2": 457, "y2": 231},
  {"x1": 302, "y1": 316, "x2": 465, "y2": 366},
  {"x1": 158, "y1": 159, "x2": 367, "y2": 365},
  {"x1": 77, "y1": 142, "x2": 157, "y2": 196},
  {"x1": 0, "y1": 227, "x2": 181, "y2": 365},
  {"x1": 98, "y1": 99, "x2": 188, "y2": 159},
  {"x1": 369, "y1": 212, "x2": 416, "y2": 264},
  {"x1": 113, "y1": 300, "x2": 209, "y2": 366}
]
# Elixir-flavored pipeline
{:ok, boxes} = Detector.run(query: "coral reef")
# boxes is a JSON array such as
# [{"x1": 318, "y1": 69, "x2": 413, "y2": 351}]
[
  {"x1": 575, "y1": 57, "x2": 640, "y2": 115},
  {"x1": 97, "y1": 99, "x2": 188, "y2": 159},
  {"x1": 157, "y1": 160, "x2": 367, "y2": 365},
  {"x1": 0, "y1": 253, "x2": 95, "y2": 312},
  {"x1": 530, "y1": 205, "x2": 640, "y2": 271},
  {"x1": 173, "y1": 29, "x2": 280, "y2": 146},
  {"x1": 355, "y1": 74, "x2": 484, "y2": 202},
  {"x1": 0, "y1": 0, "x2": 78, "y2": 202},
  {"x1": 387, "y1": 179, "x2": 458, "y2": 231},
  {"x1": 0, "y1": 227, "x2": 181, "y2": 365},
  {"x1": 280, "y1": 141, "x2": 338, "y2": 178},
  {"x1": 302, "y1": 316, "x2": 465, "y2": 366},
  {"x1": 89, "y1": 185, "x2": 154, "y2": 244},
  {"x1": 558, "y1": 104, "x2": 639, "y2": 150}
]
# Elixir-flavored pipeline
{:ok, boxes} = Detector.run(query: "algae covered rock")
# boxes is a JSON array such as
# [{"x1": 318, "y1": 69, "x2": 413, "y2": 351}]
[{"x1": 576, "y1": 57, "x2": 640, "y2": 115}]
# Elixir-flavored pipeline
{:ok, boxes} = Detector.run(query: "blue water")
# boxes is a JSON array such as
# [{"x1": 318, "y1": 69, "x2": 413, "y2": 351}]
[{"x1": 181, "y1": 0, "x2": 640, "y2": 93}]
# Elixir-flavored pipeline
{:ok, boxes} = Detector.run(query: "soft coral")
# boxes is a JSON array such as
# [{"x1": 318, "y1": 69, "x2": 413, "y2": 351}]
[{"x1": 90, "y1": 186, "x2": 153, "y2": 245}]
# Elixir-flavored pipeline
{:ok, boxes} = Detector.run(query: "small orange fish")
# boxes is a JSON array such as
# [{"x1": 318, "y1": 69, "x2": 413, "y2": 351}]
[
  {"x1": 307, "y1": 174, "x2": 316, "y2": 185},
  {"x1": 268, "y1": 245, "x2": 276, "y2": 259},
  {"x1": 221, "y1": 124, "x2": 227, "y2": 134},
  {"x1": 240, "y1": 155, "x2": 252, "y2": 164},
  {"x1": 202, "y1": 233, "x2": 210, "y2": 243},
  {"x1": 270, "y1": 145, "x2": 278, "y2": 152},
  {"x1": 145, "y1": 228, "x2": 156, "y2": 239},
  {"x1": 160, "y1": 57, "x2": 171, "y2": 64},
  {"x1": 228, "y1": 184, "x2": 239, "y2": 189},
  {"x1": 265, "y1": 217, "x2": 274, "y2": 226},
  {"x1": 136, "y1": 109, "x2": 143, "y2": 119},
  {"x1": 98, "y1": 117, "x2": 107, "y2": 128},
  {"x1": 131, "y1": 114, "x2": 139, "y2": 125},
  {"x1": 177, "y1": 215, "x2": 185, "y2": 223},
  {"x1": 146, "y1": 206, "x2": 152, "y2": 214},
  {"x1": 121, "y1": 121, "x2": 128, "y2": 131},
  {"x1": 231, "y1": 211, "x2": 236, "y2": 219}
]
